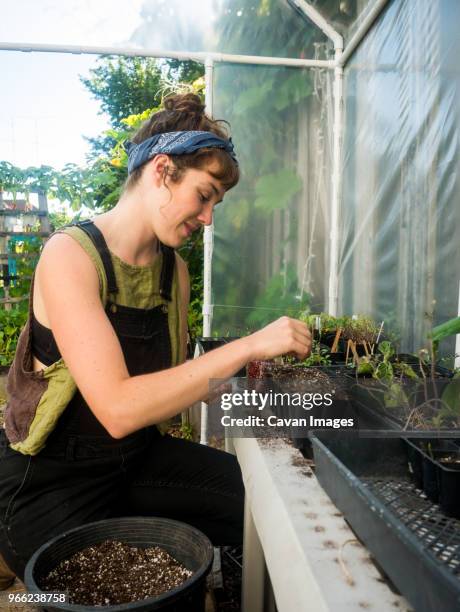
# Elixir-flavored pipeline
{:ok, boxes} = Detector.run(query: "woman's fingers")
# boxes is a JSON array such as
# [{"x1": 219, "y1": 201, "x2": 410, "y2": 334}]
[
  {"x1": 291, "y1": 330, "x2": 312, "y2": 359},
  {"x1": 247, "y1": 316, "x2": 312, "y2": 361}
]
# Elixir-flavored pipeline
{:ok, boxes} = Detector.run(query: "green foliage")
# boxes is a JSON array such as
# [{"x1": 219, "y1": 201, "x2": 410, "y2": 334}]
[
  {"x1": 378, "y1": 340, "x2": 394, "y2": 361},
  {"x1": 254, "y1": 169, "x2": 303, "y2": 212},
  {"x1": 300, "y1": 312, "x2": 349, "y2": 333},
  {"x1": 384, "y1": 382, "x2": 409, "y2": 409},
  {"x1": 0, "y1": 307, "x2": 28, "y2": 366},
  {"x1": 48, "y1": 209, "x2": 75, "y2": 231},
  {"x1": 163, "y1": 60, "x2": 204, "y2": 85},
  {"x1": 246, "y1": 264, "x2": 310, "y2": 329},
  {"x1": 81, "y1": 56, "x2": 163, "y2": 126},
  {"x1": 300, "y1": 341, "x2": 331, "y2": 367},
  {"x1": 342, "y1": 315, "x2": 379, "y2": 345},
  {"x1": 0, "y1": 162, "x2": 56, "y2": 202},
  {"x1": 430, "y1": 316, "x2": 460, "y2": 346},
  {"x1": 179, "y1": 422, "x2": 195, "y2": 441},
  {"x1": 441, "y1": 372, "x2": 460, "y2": 413},
  {"x1": 3, "y1": 236, "x2": 42, "y2": 302},
  {"x1": 178, "y1": 231, "x2": 204, "y2": 340}
]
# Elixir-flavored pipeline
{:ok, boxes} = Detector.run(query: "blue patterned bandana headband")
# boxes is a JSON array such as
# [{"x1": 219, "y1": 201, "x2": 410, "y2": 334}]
[{"x1": 125, "y1": 130, "x2": 238, "y2": 175}]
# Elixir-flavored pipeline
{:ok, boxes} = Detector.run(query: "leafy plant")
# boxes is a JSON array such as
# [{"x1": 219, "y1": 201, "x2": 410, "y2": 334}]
[
  {"x1": 300, "y1": 341, "x2": 331, "y2": 367},
  {"x1": 430, "y1": 316, "x2": 460, "y2": 347},
  {"x1": 342, "y1": 315, "x2": 379, "y2": 345},
  {"x1": 246, "y1": 264, "x2": 310, "y2": 329},
  {"x1": 0, "y1": 307, "x2": 28, "y2": 367},
  {"x1": 300, "y1": 312, "x2": 351, "y2": 340},
  {"x1": 179, "y1": 422, "x2": 195, "y2": 441}
]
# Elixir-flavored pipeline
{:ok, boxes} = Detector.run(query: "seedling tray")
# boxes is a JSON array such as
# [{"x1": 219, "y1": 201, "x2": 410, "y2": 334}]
[
  {"x1": 405, "y1": 439, "x2": 460, "y2": 516},
  {"x1": 347, "y1": 367, "x2": 454, "y2": 434},
  {"x1": 311, "y1": 436, "x2": 460, "y2": 612}
]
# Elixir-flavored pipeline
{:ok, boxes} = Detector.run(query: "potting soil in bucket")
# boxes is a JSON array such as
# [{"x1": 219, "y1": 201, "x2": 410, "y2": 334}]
[{"x1": 24, "y1": 517, "x2": 214, "y2": 612}]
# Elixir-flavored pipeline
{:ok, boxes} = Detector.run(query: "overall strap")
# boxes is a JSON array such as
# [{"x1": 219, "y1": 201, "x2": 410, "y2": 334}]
[
  {"x1": 74, "y1": 219, "x2": 118, "y2": 296},
  {"x1": 159, "y1": 244, "x2": 175, "y2": 302},
  {"x1": 72, "y1": 219, "x2": 174, "y2": 302}
]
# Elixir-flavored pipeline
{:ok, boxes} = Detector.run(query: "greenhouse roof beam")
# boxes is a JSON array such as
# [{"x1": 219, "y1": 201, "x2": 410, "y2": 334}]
[
  {"x1": 287, "y1": 0, "x2": 343, "y2": 52},
  {"x1": 339, "y1": 0, "x2": 392, "y2": 66},
  {"x1": 0, "y1": 42, "x2": 333, "y2": 69}
]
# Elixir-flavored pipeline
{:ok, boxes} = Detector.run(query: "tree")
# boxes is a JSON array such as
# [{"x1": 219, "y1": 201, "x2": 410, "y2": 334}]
[
  {"x1": 81, "y1": 56, "x2": 164, "y2": 128},
  {"x1": 80, "y1": 56, "x2": 164, "y2": 159}
]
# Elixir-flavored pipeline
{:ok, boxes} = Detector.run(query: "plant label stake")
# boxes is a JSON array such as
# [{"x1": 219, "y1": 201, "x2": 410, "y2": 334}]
[
  {"x1": 363, "y1": 340, "x2": 371, "y2": 358},
  {"x1": 347, "y1": 340, "x2": 361, "y2": 366},
  {"x1": 331, "y1": 328, "x2": 343, "y2": 354}
]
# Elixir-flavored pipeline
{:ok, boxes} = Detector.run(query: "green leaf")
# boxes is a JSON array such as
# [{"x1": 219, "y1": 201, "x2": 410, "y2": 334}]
[
  {"x1": 430, "y1": 316, "x2": 460, "y2": 344},
  {"x1": 378, "y1": 340, "x2": 394, "y2": 361},
  {"x1": 274, "y1": 73, "x2": 312, "y2": 111},
  {"x1": 384, "y1": 382, "x2": 409, "y2": 408},
  {"x1": 357, "y1": 361, "x2": 374, "y2": 376},
  {"x1": 234, "y1": 80, "x2": 273, "y2": 114},
  {"x1": 441, "y1": 373, "x2": 460, "y2": 412}
]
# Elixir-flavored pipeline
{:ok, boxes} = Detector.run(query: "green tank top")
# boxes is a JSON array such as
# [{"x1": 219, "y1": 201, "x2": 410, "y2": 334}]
[{"x1": 6, "y1": 225, "x2": 184, "y2": 455}]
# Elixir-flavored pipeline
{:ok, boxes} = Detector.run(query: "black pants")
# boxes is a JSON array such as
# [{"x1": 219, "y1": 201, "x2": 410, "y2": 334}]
[{"x1": 0, "y1": 427, "x2": 244, "y2": 581}]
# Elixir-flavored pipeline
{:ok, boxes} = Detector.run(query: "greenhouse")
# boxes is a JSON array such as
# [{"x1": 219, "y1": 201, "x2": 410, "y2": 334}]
[{"x1": 0, "y1": 1, "x2": 460, "y2": 611}]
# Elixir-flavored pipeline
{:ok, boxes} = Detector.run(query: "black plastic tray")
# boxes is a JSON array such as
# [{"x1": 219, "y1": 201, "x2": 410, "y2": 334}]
[
  {"x1": 347, "y1": 371, "x2": 457, "y2": 436},
  {"x1": 312, "y1": 436, "x2": 460, "y2": 612},
  {"x1": 405, "y1": 438, "x2": 460, "y2": 517}
]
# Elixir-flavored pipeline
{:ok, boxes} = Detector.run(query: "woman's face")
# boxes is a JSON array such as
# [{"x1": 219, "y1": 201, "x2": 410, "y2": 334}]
[{"x1": 149, "y1": 156, "x2": 225, "y2": 248}]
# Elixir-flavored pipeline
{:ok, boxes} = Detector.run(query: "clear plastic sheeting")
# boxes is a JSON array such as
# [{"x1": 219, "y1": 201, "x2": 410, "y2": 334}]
[
  {"x1": 0, "y1": 0, "x2": 328, "y2": 60},
  {"x1": 339, "y1": 0, "x2": 460, "y2": 355},
  {"x1": 211, "y1": 61, "x2": 333, "y2": 335},
  {"x1": 305, "y1": 0, "x2": 389, "y2": 44},
  {"x1": 131, "y1": 0, "x2": 328, "y2": 60}
]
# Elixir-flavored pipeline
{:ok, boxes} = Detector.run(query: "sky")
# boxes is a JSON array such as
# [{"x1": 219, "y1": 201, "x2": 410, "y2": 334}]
[
  {"x1": 0, "y1": 0, "x2": 145, "y2": 170},
  {"x1": 0, "y1": 52, "x2": 110, "y2": 170},
  {"x1": 0, "y1": 0, "x2": 218, "y2": 173}
]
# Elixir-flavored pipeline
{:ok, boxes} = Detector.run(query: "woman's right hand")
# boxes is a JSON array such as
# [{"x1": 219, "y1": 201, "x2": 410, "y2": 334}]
[{"x1": 243, "y1": 316, "x2": 312, "y2": 362}]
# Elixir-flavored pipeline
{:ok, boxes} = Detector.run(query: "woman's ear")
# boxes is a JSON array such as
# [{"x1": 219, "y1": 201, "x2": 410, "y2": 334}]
[{"x1": 149, "y1": 154, "x2": 171, "y2": 188}]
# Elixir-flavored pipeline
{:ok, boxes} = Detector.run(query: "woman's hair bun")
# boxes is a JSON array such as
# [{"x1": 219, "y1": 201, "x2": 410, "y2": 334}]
[{"x1": 163, "y1": 93, "x2": 205, "y2": 116}]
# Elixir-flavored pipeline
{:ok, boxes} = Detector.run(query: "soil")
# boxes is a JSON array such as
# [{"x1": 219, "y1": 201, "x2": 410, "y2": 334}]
[
  {"x1": 248, "y1": 361, "x2": 351, "y2": 401},
  {"x1": 39, "y1": 540, "x2": 193, "y2": 606}
]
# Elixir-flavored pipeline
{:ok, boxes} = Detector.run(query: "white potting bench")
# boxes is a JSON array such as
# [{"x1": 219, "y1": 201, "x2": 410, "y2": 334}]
[{"x1": 231, "y1": 437, "x2": 412, "y2": 612}]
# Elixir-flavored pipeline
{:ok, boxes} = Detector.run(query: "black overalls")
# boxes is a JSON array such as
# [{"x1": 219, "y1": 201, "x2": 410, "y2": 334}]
[{"x1": 0, "y1": 220, "x2": 244, "y2": 580}]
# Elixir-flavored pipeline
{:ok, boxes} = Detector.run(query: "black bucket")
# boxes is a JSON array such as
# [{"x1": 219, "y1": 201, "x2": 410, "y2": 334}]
[{"x1": 24, "y1": 517, "x2": 214, "y2": 612}]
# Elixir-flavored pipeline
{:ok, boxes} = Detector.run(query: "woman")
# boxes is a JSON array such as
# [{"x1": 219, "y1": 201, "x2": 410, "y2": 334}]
[{"x1": 0, "y1": 93, "x2": 311, "y2": 581}]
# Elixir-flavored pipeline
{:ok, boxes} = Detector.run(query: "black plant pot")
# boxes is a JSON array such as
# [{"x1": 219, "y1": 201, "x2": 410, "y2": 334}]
[
  {"x1": 404, "y1": 440, "x2": 460, "y2": 517},
  {"x1": 24, "y1": 517, "x2": 214, "y2": 612},
  {"x1": 328, "y1": 351, "x2": 347, "y2": 365},
  {"x1": 405, "y1": 440, "x2": 423, "y2": 489}
]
